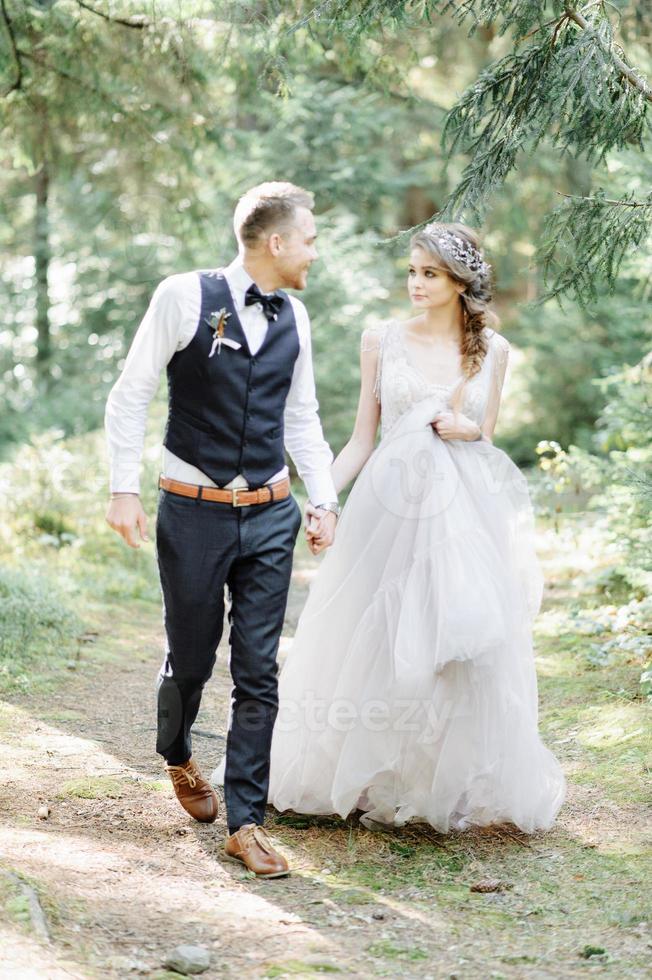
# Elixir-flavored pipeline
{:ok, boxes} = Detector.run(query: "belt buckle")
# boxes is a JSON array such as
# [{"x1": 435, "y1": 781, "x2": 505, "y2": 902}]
[{"x1": 232, "y1": 487, "x2": 251, "y2": 508}]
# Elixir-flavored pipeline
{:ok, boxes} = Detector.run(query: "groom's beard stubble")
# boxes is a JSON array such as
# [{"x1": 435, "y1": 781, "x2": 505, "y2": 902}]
[{"x1": 281, "y1": 262, "x2": 312, "y2": 292}]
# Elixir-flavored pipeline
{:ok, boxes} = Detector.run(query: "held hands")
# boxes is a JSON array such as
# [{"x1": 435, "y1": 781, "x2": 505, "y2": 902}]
[
  {"x1": 304, "y1": 502, "x2": 337, "y2": 556},
  {"x1": 431, "y1": 411, "x2": 482, "y2": 442},
  {"x1": 105, "y1": 494, "x2": 149, "y2": 549},
  {"x1": 106, "y1": 494, "x2": 337, "y2": 553}
]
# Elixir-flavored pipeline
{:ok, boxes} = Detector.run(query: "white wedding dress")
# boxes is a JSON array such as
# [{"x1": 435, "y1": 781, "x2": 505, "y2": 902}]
[{"x1": 214, "y1": 320, "x2": 567, "y2": 833}]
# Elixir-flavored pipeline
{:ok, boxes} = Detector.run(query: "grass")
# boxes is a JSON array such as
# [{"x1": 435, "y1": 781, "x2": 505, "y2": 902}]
[
  {"x1": 264, "y1": 962, "x2": 343, "y2": 977},
  {"x1": 39, "y1": 708, "x2": 87, "y2": 723},
  {"x1": 330, "y1": 887, "x2": 375, "y2": 904},
  {"x1": 0, "y1": 430, "x2": 650, "y2": 976},
  {"x1": 0, "y1": 867, "x2": 63, "y2": 940},
  {"x1": 142, "y1": 779, "x2": 169, "y2": 793},
  {"x1": 55, "y1": 776, "x2": 126, "y2": 800},
  {"x1": 533, "y1": 631, "x2": 651, "y2": 807},
  {"x1": 0, "y1": 872, "x2": 34, "y2": 932},
  {"x1": 367, "y1": 941, "x2": 429, "y2": 960},
  {"x1": 271, "y1": 828, "x2": 649, "y2": 973},
  {"x1": 260, "y1": 530, "x2": 651, "y2": 976},
  {"x1": 0, "y1": 566, "x2": 86, "y2": 696}
]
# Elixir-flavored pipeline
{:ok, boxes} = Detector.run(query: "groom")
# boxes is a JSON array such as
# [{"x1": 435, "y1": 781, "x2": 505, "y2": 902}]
[{"x1": 104, "y1": 182, "x2": 339, "y2": 877}]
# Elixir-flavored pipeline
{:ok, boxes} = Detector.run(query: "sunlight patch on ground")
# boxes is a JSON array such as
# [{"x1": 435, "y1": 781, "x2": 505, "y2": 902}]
[
  {"x1": 532, "y1": 651, "x2": 570, "y2": 676},
  {"x1": 559, "y1": 795, "x2": 651, "y2": 856},
  {"x1": 0, "y1": 701, "x2": 154, "y2": 790},
  {"x1": 0, "y1": 924, "x2": 81, "y2": 979},
  {"x1": 0, "y1": 826, "x2": 335, "y2": 951},
  {"x1": 576, "y1": 703, "x2": 648, "y2": 750},
  {"x1": 294, "y1": 870, "x2": 450, "y2": 932}
]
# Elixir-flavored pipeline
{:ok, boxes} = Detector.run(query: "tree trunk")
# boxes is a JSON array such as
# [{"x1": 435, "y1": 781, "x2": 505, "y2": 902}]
[{"x1": 35, "y1": 161, "x2": 51, "y2": 386}]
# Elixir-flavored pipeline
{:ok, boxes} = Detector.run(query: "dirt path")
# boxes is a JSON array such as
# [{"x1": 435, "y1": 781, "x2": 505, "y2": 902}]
[{"x1": 0, "y1": 542, "x2": 650, "y2": 979}]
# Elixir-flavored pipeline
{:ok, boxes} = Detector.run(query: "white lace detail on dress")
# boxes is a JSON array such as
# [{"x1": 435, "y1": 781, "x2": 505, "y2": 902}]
[
  {"x1": 373, "y1": 320, "x2": 506, "y2": 440},
  {"x1": 360, "y1": 325, "x2": 385, "y2": 403}
]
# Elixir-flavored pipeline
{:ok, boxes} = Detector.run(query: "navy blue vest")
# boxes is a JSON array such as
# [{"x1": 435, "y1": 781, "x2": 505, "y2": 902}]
[{"x1": 163, "y1": 270, "x2": 301, "y2": 489}]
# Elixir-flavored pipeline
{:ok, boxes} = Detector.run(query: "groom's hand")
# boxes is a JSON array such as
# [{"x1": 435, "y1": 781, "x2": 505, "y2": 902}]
[
  {"x1": 105, "y1": 494, "x2": 149, "y2": 549},
  {"x1": 304, "y1": 502, "x2": 337, "y2": 555}
]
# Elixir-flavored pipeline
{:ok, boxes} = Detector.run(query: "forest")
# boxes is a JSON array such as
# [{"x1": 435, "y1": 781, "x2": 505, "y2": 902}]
[{"x1": 0, "y1": 3, "x2": 650, "y2": 978}]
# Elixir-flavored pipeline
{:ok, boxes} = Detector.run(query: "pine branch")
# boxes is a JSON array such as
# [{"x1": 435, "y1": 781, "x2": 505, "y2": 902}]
[
  {"x1": 557, "y1": 191, "x2": 652, "y2": 208},
  {"x1": 564, "y1": 4, "x2": 652, "y2": 102},
  {"x1": 433, "y1": 8, "x2": 649, "y2": 227},
  {"x1": 14, "y1": 46, "x2": 164, "y2": 142},
  {"x1": 75, "y1": 0, "x2": 148, "y2": 29},
  {"x1": 535, "y1": 188, "x2": 652, "y2": 306},
  {"x1": 278, "y1": 1, "x2": 652, "y2": 304},
  {"x1": 517, "y1": 13, "x2": 565, "y2": 43},
  {"x1": 1, "y1": 0, "x2": 23, "y2": 94}
]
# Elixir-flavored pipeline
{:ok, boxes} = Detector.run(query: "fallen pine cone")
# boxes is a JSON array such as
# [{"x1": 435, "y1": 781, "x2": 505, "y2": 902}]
[{"x1": 470, "y1": 878, "x2": 513, "y2": 893}]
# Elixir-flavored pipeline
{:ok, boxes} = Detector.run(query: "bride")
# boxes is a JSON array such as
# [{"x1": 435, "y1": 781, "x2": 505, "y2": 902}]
[{"x1": 223, "y1": 222, "x2": 567, "y2": 834}]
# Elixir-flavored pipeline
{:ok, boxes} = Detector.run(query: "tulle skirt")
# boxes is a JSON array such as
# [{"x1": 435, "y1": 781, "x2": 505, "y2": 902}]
[{"x1": 266, "y1": 395, "x2": 566, "y2": 833}]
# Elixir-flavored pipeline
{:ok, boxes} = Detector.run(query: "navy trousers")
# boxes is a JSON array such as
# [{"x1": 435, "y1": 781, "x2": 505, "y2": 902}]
[{"x1": 154, "y1": 487, "x2": 302, "y2": 833}]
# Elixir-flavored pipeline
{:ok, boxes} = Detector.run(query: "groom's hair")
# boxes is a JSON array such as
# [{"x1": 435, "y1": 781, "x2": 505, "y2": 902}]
[{"x1": 234, "y1": 181, "x2": 314, "y2": 248}]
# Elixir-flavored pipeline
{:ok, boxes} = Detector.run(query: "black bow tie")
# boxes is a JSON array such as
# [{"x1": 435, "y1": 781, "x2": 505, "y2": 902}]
[{"x1": 244, "y1": 283, "x2": 284, "y2": 322}]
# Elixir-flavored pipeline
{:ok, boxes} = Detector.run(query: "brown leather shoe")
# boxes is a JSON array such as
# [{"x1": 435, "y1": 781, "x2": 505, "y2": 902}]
[
  {"x1": 164, "y1": 757, "x2": 219, "y2": 823},
  {"x1": 224, "y1": 823, "x2": 290, "y2": 878}
]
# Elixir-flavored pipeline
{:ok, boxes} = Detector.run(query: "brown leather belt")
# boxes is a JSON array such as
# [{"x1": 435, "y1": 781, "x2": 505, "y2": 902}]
[{"x1": 158, "y1": 475, "x2": 291, "y2": 507}]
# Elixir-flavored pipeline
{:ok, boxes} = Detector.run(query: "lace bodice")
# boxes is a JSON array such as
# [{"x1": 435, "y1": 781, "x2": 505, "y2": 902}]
[{"x1": 363, "y1": 319, "x2": 510, "y2": 439}]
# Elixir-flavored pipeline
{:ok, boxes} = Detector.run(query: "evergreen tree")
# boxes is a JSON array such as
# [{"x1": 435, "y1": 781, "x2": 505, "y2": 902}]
[
  {"x1": 282, "y1": 1, "x2": 652, "y2": 305},
  {"x1": 1, "y1": 1, "x2": 649, "y2": 460},
  {"x1": 0, "y1": 0, "x2": 207, "y2": 387}
]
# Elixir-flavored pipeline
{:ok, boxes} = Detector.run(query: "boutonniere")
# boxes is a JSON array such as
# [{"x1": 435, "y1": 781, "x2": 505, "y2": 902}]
[{"x1": 205, "y1": 308, "x2": 241, "y2": 358}]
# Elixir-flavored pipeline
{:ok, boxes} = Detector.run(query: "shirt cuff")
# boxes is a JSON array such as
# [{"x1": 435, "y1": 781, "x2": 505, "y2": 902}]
[
  {"x1": 109, "y1": 466, "x2": 141, "y2": 495},
  {"x1": 303, "y1": 471, "x2": 338, "y2": 507}
]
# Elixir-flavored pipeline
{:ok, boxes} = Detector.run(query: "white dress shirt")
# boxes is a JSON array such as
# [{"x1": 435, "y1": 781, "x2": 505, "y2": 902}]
[{"x1": 105, "y1": 256, "x2": 337, "y2": 505}]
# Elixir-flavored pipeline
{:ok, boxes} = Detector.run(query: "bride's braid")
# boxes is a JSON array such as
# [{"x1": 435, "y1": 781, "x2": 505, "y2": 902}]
[{"x1": 410, "y1": 222, "x2": 499, "y2": 413}]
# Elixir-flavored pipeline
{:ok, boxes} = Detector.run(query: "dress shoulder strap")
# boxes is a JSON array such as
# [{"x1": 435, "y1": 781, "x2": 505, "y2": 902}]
[
  {"x1": 489, "y1": 330, "x2": 511, "y2": 370},
  {"x1": 361, "y1": 320, "x2": 393, "y2": 404}
]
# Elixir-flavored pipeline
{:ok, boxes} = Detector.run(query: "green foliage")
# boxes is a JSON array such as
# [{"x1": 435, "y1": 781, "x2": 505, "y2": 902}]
[
  {"x1": 56, "y1": 776, "x2": 125, "y2": 800},
  {"x1": 538, "y1": 181, "x2": 652, "y2": 308},
  {"x1": 0, "y1": 565, "x2": 83, "y2": 693},
  {"x1": 0, "y1": 1, "x2": 650, "y2": 534},
  {"x1": 502, "y1": 283, "x2": 652, "y2": 461},
  {"x1": 0, "y1": 1, "x2": 424, "y2": 452},
  {"x1": 536, "y1": 358, "x2": 651, "y2": 584},
  {"x1": 535, "y1": 352, "x2": 652, "y2": 698},
  {"x1": 438, "y1": 5, "x2": 652, "y2": 301},
  {"x1": 442, "y1": 28, "x2": 646, "y2": 201},
  {"x1": 302, "y1": 212, "x2": 395, "y2": 450},
  {"x1": 292, "y1": 1, "x2": 652, "y2": 302},
  {"x1": 0, "y1": 424, "x2": 162, "y2": 603},
  {"x1": 283, "y1": 0, "x2": 556, "y2": 39},
  {"x1": 367, "y1": 939, "x2": 428, "y2": 960}
]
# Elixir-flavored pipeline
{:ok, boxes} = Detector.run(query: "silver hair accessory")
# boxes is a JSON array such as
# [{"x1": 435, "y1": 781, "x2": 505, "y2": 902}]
[{"x1": 423, "y1": 225, "x2": 492, "y2": 278}]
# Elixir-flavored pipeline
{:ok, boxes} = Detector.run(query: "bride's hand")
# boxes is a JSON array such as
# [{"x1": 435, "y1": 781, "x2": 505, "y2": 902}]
[
  {"x1": 304, "y1": 503, "x2": 337, "y2": 555},
  {"x1": 431, "y1": 411, "x2": 481, "y2": 441},
  {"x1": 304, "y1": 502, "x2": 322, "y2": 541}
]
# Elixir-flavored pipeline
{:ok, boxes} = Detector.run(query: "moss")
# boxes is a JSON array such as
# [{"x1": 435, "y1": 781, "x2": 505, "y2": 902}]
[
  {"x1": 55, "y1": 776, "x2": 125, "y2": 800},
  {"x1": 367, "y1": 940, "x2": 428, "y2": 960},
  {"x1": 4, "y1": 892, "x2": 32, "y2": 926},
  {"x1": 141, "y1": 779, "x2": 168, "y2": 793},
  {"x1": 330, "y1": 887, "x2": 374, "y2": 905},
  {"x1": 264, "y1": 962, "x2": 343, "y2": 977}
]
